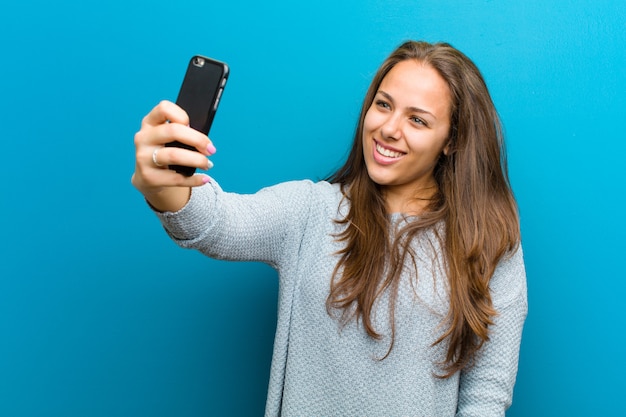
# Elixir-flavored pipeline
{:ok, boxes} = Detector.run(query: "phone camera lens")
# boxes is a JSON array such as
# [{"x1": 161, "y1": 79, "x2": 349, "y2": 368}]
[{"x1": 193, "y1": 57, "x2": 205, "y2": 67}]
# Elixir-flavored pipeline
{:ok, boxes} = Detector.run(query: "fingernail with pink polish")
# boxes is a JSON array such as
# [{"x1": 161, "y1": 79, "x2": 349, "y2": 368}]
[
  {"x1": 207, "y1": 143, "x2": 217, "y2": 155},
  {"x1": 202, "y1": 175, "x2": 211, "y2": 184}
]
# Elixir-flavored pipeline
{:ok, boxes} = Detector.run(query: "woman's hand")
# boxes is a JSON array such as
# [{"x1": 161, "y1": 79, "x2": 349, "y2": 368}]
[{"x1": 131, "y1": 100, "x2": 216, "y2": 212}]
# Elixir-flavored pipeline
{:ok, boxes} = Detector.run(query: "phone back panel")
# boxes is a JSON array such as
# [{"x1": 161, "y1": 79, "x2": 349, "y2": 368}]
[
  {"x1": 175, "y1": 56, "x2": 228, "y2": 135},
  {"x1": 166, "y1": 56, "x2": 228, "y2": 176}
]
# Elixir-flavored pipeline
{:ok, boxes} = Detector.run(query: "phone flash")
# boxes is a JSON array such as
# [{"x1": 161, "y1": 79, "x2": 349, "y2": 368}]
[{"x1": 193, "y1": 57, "x2": 205, "y2": 67}]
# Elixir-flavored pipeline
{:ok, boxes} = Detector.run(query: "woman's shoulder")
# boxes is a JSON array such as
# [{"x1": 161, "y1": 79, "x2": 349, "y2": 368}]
[
  {"x1": 269, "y1": 179, "x2": 340, "y2": 192},
  {"x1": 261, "y1": 179, "x2": 347, "y2": 221},
  {"x1": 260, "y1": 179, "x2": 343, "y2": 203}
]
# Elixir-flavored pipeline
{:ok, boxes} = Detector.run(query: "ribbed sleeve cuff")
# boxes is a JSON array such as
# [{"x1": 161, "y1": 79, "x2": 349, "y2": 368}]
[{"x1": 153, "y1": 180, "x2": 221, "y2": 241}]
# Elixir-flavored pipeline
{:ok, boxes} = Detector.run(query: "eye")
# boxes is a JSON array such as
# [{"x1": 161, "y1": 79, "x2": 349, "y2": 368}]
[
  {"x1": 375, "y1": 100, "x2": 391, "y2": 110},
  {"x1": 410, "y1": 116, "x2": 427, "y2": 126}
]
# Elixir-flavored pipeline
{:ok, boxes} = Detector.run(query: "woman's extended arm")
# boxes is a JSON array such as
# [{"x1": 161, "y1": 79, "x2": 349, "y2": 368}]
[{"x1": 132, "y1": 100, "x2": 322, "y2": 268}]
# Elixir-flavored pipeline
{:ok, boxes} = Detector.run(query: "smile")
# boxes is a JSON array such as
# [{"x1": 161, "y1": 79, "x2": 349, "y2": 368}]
[{"x1": 375, "y1": 141, "x2": 405, "y2": 158}]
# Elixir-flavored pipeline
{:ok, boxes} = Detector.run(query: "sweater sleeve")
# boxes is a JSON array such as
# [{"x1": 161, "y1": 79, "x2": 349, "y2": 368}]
[
  {"x1": 154, "y1": 179, "x2": 315, "y2": 269},
  {"x1": 456, "y1": 245, "x2": 528, "y2": 417}
]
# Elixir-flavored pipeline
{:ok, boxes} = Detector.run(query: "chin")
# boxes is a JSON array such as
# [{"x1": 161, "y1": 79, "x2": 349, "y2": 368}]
[{"x1": 366, "y1": 172, "x2": 392, "y2": 187}]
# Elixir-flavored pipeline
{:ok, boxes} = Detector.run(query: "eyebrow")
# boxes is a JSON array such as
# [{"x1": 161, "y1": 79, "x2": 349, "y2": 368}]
[{"x1": 377, "y1": 90, "x2": 437, "y2": 120}]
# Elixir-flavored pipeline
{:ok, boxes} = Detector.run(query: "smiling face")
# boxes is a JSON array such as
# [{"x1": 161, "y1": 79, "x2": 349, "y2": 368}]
[{"x1": 362, "y1": 59, "x2": 452, "y2": 213}]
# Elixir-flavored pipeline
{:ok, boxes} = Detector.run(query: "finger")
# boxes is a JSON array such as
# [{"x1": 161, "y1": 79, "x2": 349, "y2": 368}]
[
  {"x1": 152, "y1": 169, "x2": 211, "y2": 187},
  {"x1": 134, "y1": 150, "x2": 212, "y2": 188},
  {"x1": 151, "y1": 123, "x2": 214, "y2": 155},
  {"x1": 141, "y1": 166, "x2": 211, "y2": 189},
  {"x1": 142, "y1": 100, "x2": 190, "y2": 127},
  {"x1": 183, "y1": 173, "x2": 212, "y2": 188},
  {"x1": 153, "y1": 145, "x2": 215, "y2": 171}
]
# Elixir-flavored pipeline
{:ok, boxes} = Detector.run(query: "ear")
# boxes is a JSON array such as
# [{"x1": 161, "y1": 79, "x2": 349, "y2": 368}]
[{"x1": 443, "y1": 142, "x2": 451, "y2": 156}]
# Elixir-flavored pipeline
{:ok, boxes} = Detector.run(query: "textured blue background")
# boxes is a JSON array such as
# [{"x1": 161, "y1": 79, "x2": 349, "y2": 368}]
[{"x1": 1, "y1": 1, "x2": 625, "y2": 415}]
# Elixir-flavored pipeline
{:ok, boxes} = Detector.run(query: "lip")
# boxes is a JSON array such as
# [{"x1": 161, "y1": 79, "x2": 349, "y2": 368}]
[{"x1": 372, "y1": 139, "x2": 406, "y2": 165}]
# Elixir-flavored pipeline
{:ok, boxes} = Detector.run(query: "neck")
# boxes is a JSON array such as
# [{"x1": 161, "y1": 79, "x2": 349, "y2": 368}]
[{"x1": 383, "y1": 184, "x2": 438, "y2": 215}]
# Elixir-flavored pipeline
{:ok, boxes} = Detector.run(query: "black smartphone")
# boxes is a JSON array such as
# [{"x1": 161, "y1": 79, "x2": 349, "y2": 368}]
[{"x1": 165, "y1": 55, "x2": 229, "y2": 176}]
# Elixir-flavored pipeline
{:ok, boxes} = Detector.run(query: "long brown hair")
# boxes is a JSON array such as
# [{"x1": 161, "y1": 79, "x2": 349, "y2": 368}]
[{"x1": 326, "y1": 41, "x2": 520, "y2": 377}]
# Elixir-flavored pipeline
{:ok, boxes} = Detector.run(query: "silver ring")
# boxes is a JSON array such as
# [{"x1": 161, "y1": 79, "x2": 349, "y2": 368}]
[{"x1": 152, "y1": 147, "x2": 164, "y2": 167}]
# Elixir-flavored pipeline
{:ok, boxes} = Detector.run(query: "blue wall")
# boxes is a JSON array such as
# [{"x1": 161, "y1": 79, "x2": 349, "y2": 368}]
[{"x1": 1, "y1": 1, "x2": 625, "y2": 415}]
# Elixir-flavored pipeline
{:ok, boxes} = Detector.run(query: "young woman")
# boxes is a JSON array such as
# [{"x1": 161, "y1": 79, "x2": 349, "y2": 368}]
[{"x1": 132, "y1": 41, "x2": 527, "y2": 416}]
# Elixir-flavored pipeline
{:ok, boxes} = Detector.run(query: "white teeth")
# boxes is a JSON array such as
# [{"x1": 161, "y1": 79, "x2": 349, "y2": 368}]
[{"x1": 376, "y1": 143, "x2": 403, "y2": 158}]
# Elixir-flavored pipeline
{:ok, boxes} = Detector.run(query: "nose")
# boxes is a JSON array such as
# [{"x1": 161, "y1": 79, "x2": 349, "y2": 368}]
[{"x1": 380, "y1": 113, "x2": 402, "y2": 141}]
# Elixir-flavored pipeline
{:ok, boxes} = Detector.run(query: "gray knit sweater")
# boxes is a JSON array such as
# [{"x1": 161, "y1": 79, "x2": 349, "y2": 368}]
[{"x1": 156, "y1": 179, "x2": 527, "y2": 417}]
